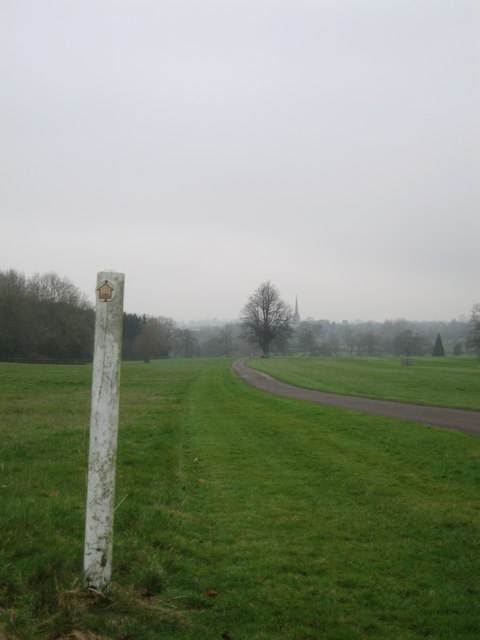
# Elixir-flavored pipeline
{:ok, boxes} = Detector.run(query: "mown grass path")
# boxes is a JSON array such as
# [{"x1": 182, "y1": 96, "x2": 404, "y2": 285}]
[
  {"x1": 181, "y1": 361, "x2": 480, "y2": 639},
  {"x1": 233, "y1": 359, "x2": 480, "y2": 435}
]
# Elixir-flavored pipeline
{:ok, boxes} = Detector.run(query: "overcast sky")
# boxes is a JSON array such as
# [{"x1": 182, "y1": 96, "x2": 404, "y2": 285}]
[{"x1": 1, "y1": 1, "x2": 479, "y2": 323}]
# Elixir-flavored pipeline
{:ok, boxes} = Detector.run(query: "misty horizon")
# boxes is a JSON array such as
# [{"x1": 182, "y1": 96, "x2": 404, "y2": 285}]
[{"x1": 2, "y1": 2, "x2": 479, "y2": 323}]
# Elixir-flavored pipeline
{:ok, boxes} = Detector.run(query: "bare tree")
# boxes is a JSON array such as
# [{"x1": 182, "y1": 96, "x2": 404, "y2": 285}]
[
  {"x1": 133, "y1": 323, "x2": 158, "y2": 363},
  {"x1": 240, "y1": 281, "x2": 293, "y2": 356},
  {"x1": 342, "y1": 321, "x2": 356, "y2": 356},
  {"x1": 0, "y1": 269, "x2": 30, "y2": 357},
  {"x1": 133, "y1": 316, "x2": 176, "y2": 361},
  {"x1": 219, "y1": 324, "x2": 234, "y2": 356},
  {"x1": 296, "y1": 320, "x2": 322, "y2": 355},
  {"x1": 467, "y1": 303, "x2": 480, "y2": 358},
  {"x1": 173, "y1": 328, "x2": 198, "y2": 358},
  {"x1": 357, "y1": 330, "x2": 379, "y2": 357}
]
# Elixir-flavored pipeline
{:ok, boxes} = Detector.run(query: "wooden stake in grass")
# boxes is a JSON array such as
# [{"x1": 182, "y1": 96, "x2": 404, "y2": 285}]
[{"x1": 84, "y1": 271, "x2": 124, "y2": 590}]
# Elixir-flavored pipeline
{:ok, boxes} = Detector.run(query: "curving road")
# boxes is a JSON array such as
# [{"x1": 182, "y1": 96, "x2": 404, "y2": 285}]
[{"x1": 232, "y1": 358, "x2": 480, "y2": 436}]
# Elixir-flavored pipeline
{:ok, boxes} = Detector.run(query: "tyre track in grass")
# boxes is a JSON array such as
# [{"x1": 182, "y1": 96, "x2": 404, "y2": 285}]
[{"x1": 232, "y1": 359, "x2": 480, "y2": 436}]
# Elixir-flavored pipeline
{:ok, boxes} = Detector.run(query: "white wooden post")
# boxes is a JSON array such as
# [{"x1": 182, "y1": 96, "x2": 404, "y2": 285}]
[{"x1": 84, "y1": 271, "x2": 125, "y2": 590}]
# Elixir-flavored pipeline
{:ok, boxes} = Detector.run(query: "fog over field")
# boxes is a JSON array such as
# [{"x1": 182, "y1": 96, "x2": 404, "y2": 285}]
[{"x1": 1, "y1": 1, "x2": 479, "y2": 322}]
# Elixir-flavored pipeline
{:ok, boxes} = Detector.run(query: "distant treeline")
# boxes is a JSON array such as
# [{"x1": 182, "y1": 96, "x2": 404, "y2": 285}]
[
  {"x1": 293, "y1": 318, "x2": 472, "y2": 358},
  {"x1": 0, "y1": 269, "x2": 94, "y2": 361},
  {"x1": 0, "y1": 268, "x2": 477, "y2": 362},
  {"x1": 122, "y1": 314, "x2": 247, "y2": 360},
  {"x1": 122, "y1": 315, "x2": 475, "y2": 360}
]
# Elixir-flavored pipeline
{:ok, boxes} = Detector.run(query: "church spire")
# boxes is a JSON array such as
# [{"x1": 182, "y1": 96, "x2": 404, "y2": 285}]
[{"x1": 294, "y1": 295, "x2": 300, "y2": 325}]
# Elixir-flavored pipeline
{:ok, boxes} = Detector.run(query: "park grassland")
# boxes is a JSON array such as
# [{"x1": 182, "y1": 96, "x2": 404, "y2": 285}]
[
  {"x1": 248, "y1": 356, "x2": 480, "y2": 410},
  {"x1": 1, "y1": 358, "x2": 479, "y2": 639}
]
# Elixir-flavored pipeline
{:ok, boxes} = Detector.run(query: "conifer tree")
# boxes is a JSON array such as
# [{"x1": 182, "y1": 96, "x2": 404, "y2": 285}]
[{"x1": 432, "y1": 333, "x2": 445, "y2": 356}]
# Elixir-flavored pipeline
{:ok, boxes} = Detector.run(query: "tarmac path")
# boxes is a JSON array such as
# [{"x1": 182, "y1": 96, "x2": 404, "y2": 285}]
[{"x1": 232, "y1": 358, "x2": 480, "y2": 436}]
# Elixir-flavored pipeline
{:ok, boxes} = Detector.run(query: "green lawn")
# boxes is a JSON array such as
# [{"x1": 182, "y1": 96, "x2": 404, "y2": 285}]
[
  {"x1": 247, "y1": 356, "x2": 480, "y2": 410},
  {"x1": 1, "y1": 359, "x2": 480, "y2": 639}
]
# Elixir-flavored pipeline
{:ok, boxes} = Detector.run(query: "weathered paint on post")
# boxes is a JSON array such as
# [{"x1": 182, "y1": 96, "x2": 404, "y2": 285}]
[{"x1": 84, "y1": 271, "x2": 124, "y2": 590}]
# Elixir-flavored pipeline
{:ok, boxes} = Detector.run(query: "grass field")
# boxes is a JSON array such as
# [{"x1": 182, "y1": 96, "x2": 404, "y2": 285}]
[
  {"x1": 1, "y1": 358, "x2": 480, "y2": 639},
  {"x1": 248, "y1": 356, "x2": 480, "y2": 410}
]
